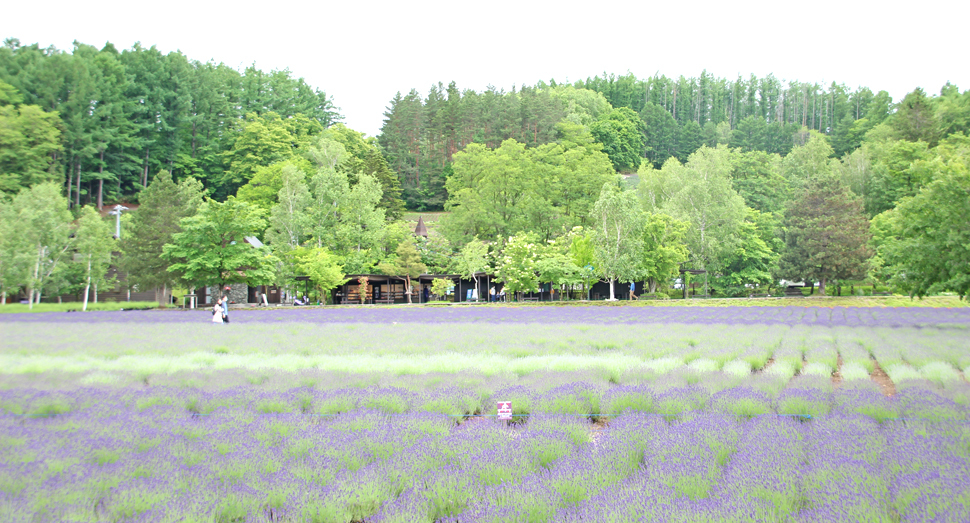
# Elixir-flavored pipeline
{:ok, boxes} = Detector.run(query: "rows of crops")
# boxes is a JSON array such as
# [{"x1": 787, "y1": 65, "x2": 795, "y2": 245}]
[{"x1": 1, "y1": 307, "x2": 968, "y2": 522}]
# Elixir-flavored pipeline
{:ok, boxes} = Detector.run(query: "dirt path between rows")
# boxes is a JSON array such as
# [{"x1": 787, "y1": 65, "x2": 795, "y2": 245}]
[
  {"x1": 590, "y1": 418, "x2": 609, "y2": 446},
  {"x1": 832, "y1": 355, "x2": 843, "y2": 388},
  {"x1": 870, "y1": 359, "x2": 896, "y2": 396},
  {"x1": 757, "y1": 358, "x2": 775, "y2": 374}
]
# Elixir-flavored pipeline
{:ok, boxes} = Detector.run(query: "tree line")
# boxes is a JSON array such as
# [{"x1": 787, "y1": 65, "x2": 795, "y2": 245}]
[
  {"x1": 0, "y1": 39, "x2": 340, "y2": 204},
  {"x1": 1, "y1": 38, "x2": 968, "y2": 302}
]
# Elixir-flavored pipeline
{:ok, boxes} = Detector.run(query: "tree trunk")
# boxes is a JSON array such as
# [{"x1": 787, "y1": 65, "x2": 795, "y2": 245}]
[
  {"x1": 82, "y1": 257, "x2": 91, "y2": 312},
  {"x1": 66, "y1": 161, "x2": 73, "y2": 205},
  {"x1": 29, "y1": 245, "x2": 41, "y2": 310},
  {"x1": 818, "y1": 277, "x2": 826, "y2": 296},
  {"x1": 405, "y1": 276, "x2": 412, "y2": 304},
  {"x1": 143, "y1": 149, "x2": 150, "y2": 187},
  {"x1": 94, "y1": 282, "x2": 98, "y2": 303},
  {"x1": 98, "y1": 150, "x2": 105, "y2": 210},
  {"x1": 608, "y1": 279, "x2": 616, "y2": 301},
  {"x1": 648, "y1": 279, "x2": 658, "y2": 294},
  {"x1": 76, "y1": 162, "x2": 81, "y2": 207}
]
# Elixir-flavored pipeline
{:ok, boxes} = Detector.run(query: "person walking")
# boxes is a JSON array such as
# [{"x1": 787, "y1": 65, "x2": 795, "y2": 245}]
[
  {"x1": 490, "y1": 286, "x2": 496, "y2": 303},
  {"x1": 212, "y1": 298, "x2": 224, "y2": 324},
  {"x1": 221, "y1": 295, "x2": 230, "y2": 323},
  {"x1": 629, "y1": 282, "x2": 638, "y2": 301}
]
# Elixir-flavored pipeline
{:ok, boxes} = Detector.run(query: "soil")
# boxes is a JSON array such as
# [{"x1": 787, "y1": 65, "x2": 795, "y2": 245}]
[
  {"x1": 870, "y1": 358, "x2": 896, "y2": 396},
  {"x1": 589, "y1": 418, "x2": 610, "y2": 446},
  {"x1": 832, "y1": 355, "x2": 843, "y2": 387},
  {"x1": 756, "y1": 358, "x2": 775, "y2": 374}
]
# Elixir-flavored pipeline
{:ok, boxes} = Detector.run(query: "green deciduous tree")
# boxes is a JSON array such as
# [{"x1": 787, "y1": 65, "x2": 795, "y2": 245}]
[
  {"x1": 221, "y1": 112, "x2": 322, "y2": 197},
  {"x1": 536, "y1": 239, "x2": 579, "y2": 301},
  {"x1": 589, "y1": 107, "x2": 646, "y2": 172},
  {"x1": 637, "y1": 212, "x2": 689, "y2": 294},
  {"x1": 0, "y1": 194, "x2": 25, "y2": 303},
  {"x1": 568, "y1": 228, "x2": 598, "y2": 300},
  {"x1": 711, "y1": 208, "x2": 779, "y2": 296},
  {"x1": 290, "y1": 246, "x2": 346, "y2": 303},
  {"x1": 443, "y1": 128, "x2": 615, "y2": 246},
  {"x1": 730, "y1": 150, "x2": 786, "y2": 214},
  {"x1": 266, "y1": 164, "x2": 313, "y2": 250},
  {"x1": 236, "y1": 157, "x2": 314, "y2": 214},
  {"x1": 454, "y1": 238, "x2": 489, "y2": 295},
  {"x1": 0, "y1": 85, "x2": 63, "y2": 193},
  {"x1": 590, "y1": 181, "x2": 642, "y2": 300},
  {"x1": 494, "y1": 231, "x2": 542, "y2": 299},
  {"x1": 892, "y1": 88, "x2": 938, "y2": 145},
  {"x1": 74, "y1": 206, "x2": 115, "y2": 310},
  {"x1": 662, "y1": 146, "x2": 747, "y2": 294},
  {"x1": 781, "y1": 132, "x2": 835, "y2": 193},
  {"x1": 377, "y1": 240, "x2": 426, "y2": 304},
  {"x1": 874, "y1": 144, "x2": 970, "y2": 298},
  {"x1": 162, "y1": 197, "x2": 277, "y2": 291},
  {"x1": 8, "y1": 183, "x2": 75, "y2": 307}
]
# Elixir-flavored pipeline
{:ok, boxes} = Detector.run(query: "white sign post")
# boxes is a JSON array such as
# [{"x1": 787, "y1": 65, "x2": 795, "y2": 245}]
[{"x1": 497, "y1": 401, "x2": 512, "y2": 421}]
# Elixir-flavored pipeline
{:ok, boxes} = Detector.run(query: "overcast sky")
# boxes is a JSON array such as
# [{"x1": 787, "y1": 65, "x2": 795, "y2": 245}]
[{"x1": 3, "y1": 0, "x2": 966, "y2": 138}]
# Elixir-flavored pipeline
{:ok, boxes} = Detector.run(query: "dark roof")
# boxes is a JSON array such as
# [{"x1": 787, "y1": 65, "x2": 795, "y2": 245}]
[{"x1": 414, "y1": 216, "x2": 428, "y2": 237}]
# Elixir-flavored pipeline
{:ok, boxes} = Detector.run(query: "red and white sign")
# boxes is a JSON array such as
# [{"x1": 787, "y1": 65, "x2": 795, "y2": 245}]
[{"x1": 497, "y1": 401, "x2": 512, "y2": 420}]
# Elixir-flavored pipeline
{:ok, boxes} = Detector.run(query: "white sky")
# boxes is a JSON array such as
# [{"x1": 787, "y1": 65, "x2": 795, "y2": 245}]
[{"x1": 3, "y1": 0, "x2": 967, "y2": 138}]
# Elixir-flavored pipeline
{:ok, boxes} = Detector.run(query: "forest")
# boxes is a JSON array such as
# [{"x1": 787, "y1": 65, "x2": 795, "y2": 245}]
[{"x1": 1, "y1": 38, "x2": 969, "y2": 304}]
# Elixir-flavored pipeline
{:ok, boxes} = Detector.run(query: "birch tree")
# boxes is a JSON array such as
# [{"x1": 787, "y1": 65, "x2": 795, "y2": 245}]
[
  {"x1": 591, "y1": 181, "x2": 642, "y2": 300},
  {"x1": 74, "y1": 206, "x2": 114, "y2": 310},
  {"x1": 10, "y1": 183, "x2": 75, "y2": 308},
  {"x1": 661, "y1": 145, "x2": 746, "y2": 295}
]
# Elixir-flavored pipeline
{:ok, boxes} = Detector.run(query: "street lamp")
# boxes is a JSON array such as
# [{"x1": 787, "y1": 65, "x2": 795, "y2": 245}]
[{"x1": 108, "y1": 204, "x2": 129, "y2": 239}]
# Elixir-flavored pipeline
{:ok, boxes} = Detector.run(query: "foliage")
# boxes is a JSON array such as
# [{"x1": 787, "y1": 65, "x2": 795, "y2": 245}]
[
  {"x1": 443, "y1": 129, "x2": 614, "y2": 246},
  {"x1": 0, "y1": 40, "x2": 339, "y2": 204},
  {"x1": 493, "y1": 232, "x2": 542, "y2": 298},
  {"x1": 266, "y1": 164, "x2": 313, "y2": 251},
  {"x1": 710, "y1": 209, "x2": 779, "y2": 296},
  {"x1": 590, "y1": 182, "x2": 641, "y2": 299},
  {"x1": 5, "y1": 183, "x2": 75, "y2": 307},
  {"x1": 780, "y1": 175, "x2": 871, "y2": 295},
  {"x1": 323, "y1": 124, "x2": 405, "y2": 220},
  {"x1": 660, "y1": 146, "x2": 747, "y2": 285},
  {"x1": 74, "y1": 206, "x2": 115, "y2": 310},
  {"x1": 430, "y1": 278, "x2": 452, "y2": 300},
  {"x1": 638, "y1": 212, "x2": 689, "y2": 293},
  {"x1": 290, "y1": 247, "x2": 347, "y2": 303},
  {"x1": 221, "y1": 112, "x2": 322, "y2": 197},
  {"x1": 0, "y1": 87, "x2": 62, "y2": 194},
  {"x1": 377, "y1": 241, "x2": 426, "y2": 304},
  {"x1": 874, "y1": 151, "x2": 970, "y2": 299},
  {"x1": 589, "y1": 107, "x2": 645, "y2": 172},
  {"x1": 568, "y1": 229, "x2": 598, "y2": 299},
  {"x1": 119, "y1": 170, "x2": 204, "y2": 305},
  {"x1": 454, "y1": 239, "x2": 489, "y2": 291},
  {"x1": 236, "y1": 158, "x2": 314, "y2": 214},
  {"x1": 162, "y1": 197, "x2": 277, "y2": 289}
]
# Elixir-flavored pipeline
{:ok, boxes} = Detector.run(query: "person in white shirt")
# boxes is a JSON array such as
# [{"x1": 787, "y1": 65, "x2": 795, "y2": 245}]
[{"x1": 212, "y1": 298, "x2": 224, "y2": 324}]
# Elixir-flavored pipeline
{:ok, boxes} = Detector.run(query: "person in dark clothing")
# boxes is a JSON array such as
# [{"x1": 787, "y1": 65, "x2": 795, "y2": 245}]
[{"x1": 423, "y1": 286, "x2": 430, "y2": 303}]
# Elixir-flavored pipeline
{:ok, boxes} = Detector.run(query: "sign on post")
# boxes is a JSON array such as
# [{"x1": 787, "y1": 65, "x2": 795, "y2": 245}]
[{"x1": 497, "y1": 401, "x2": 512, "y2": 420}]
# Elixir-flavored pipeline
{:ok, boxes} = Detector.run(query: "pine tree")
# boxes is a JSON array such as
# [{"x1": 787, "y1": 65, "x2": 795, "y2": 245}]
[{"x1": 780, "y1": 175, "x2": 871, "y2": 295}]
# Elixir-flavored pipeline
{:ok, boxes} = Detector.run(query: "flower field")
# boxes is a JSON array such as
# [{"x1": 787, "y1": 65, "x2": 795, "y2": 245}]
[{"x1": 1, "y1": 306, "x2": 969, "y2": 522}]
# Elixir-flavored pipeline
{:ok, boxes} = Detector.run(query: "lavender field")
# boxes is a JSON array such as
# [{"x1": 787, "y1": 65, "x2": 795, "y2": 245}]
[{"x1": 1, "y1": 306, "x2": 969, "y2": 522}]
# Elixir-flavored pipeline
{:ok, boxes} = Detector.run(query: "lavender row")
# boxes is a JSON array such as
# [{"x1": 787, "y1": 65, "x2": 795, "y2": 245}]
[
  {"x1": 3, "y1": 404, "x2": 967, "y2": 522},
  {"x1": 3, "y1": 377, "x2": 967, "y2": 426},
  {"x1": 2, "y1": 304, "x2": 969, "y2": 326}
]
